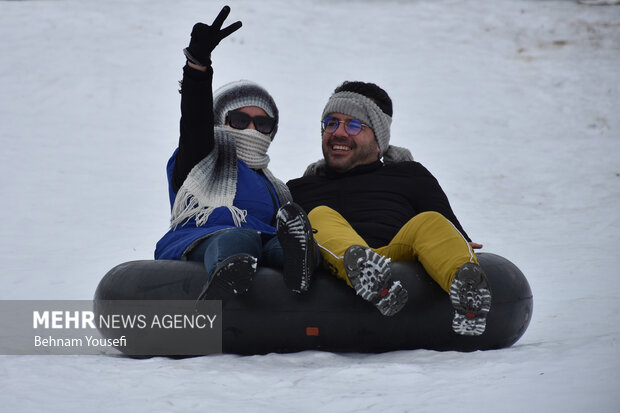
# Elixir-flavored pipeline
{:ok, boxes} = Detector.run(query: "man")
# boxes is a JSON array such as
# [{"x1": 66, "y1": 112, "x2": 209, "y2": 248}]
[{"x1": 285, "y1": 81, "x2": 491, "y2": 336}]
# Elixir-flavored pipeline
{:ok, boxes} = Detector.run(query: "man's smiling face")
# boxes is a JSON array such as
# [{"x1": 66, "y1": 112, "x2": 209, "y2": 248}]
[{"x1": 321, "y1": 113, "x2": 380, "y2": 173}]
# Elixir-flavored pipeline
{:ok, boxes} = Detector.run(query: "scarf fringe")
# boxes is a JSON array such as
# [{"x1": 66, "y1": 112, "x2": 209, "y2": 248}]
[
  {"x1": 170, "y1": 127, "x2": 290, "y2": 230},
  {"x1": 170, "y1": 189, "x2": 248, "y2": 230},
  {"x1": 193, "y1": 205, "x2": 248, "y2": 228}
]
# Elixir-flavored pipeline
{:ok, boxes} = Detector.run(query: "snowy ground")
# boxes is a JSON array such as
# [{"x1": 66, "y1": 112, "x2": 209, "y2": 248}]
[{"x1": 1, "y1": 0, "x2": 619, "y2": 411}]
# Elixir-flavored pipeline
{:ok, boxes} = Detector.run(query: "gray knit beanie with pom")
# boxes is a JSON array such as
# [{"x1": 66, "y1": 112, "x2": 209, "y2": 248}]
[{"x1": 213, "y1": 80, "x2": 279, "y2": 139}]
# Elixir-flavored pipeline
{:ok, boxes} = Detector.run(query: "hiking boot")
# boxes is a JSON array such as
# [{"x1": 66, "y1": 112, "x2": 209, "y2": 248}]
[
  {"x1": 343, "y1": 245, "x2": 408, "y2": 316},
  {"x1": 197, "y1": 253, "x2": 257, "y2": 301},
  {"x1": 276, "y1": 202, "x2": 317, "y2": 293},
  {"x1": 449, "y1": 262, "x2": 492, "y2": 336}
]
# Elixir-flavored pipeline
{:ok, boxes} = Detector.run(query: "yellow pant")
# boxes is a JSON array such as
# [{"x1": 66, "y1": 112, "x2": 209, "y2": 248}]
[{"x1": 308, "y1": 206, "x2": 478, "y2": 292}]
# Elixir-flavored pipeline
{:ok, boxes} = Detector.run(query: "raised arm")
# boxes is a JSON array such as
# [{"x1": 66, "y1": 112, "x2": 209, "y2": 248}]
[
  {"x1": 172, "y1": 63, "x2": 215, "y2": 192},
  {"x1": 171, "y1": 6, "x2": 242, "y2": 192}
]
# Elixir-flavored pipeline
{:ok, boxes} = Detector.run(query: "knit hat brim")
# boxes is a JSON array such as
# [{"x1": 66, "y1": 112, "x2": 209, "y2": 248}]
[
  {"x1": 213, "y1": 80, "x2": 279, "y2": 139},
  {"x1": 321, "y1": 91, "x2": 392, "y2": 156}
]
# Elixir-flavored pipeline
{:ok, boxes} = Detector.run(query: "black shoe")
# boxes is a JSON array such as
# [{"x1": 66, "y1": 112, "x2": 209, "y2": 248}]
[
  {"x1": 343, "y1": 245, "x2": 408, "y2": 316},
  {"x1": 197, "y1": 253, "x2": 257, "y2": 301},
  {"x1": 276, "y1": 202, "x2": 316, "y2": 293},
  {"x1": 450, "y1": 262, "x2": 492, "y2": 336}
]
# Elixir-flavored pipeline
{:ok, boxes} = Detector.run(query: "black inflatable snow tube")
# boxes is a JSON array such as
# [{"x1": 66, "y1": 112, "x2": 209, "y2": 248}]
[{"x1": 94, "y1": 252, "x2": 532, "y2": 355}]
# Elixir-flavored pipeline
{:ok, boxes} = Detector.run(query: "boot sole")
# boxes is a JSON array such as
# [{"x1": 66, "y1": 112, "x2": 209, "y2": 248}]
[
  {"x1": 276, "y1": 203, "x2": 314, "y2": 293},
  {"x1": 344, "y1": 245, "x2": 408, "y2": 316},
  {"x1": 450, "y1": 263, "x2": 492, "y2": 336},
  {"x1": 198, "y1": 253, "x2": 257, "y2": 301}
]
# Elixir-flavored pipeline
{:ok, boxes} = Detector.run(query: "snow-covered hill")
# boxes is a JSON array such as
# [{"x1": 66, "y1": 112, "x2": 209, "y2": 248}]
[{"x1": 1, "y1": 0, "x2": 618, "y2": 411}]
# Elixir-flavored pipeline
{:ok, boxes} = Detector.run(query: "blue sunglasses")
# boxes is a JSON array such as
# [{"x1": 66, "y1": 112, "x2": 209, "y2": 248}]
[{"x1": 322, "y1": 117, "x2": 370, "y2": 136}]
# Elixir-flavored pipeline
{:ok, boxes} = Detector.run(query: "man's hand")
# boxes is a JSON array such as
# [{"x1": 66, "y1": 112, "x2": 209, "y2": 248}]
[
  {"x1": 185, "y1": 5, "x2": 242, "y2": 66},
  {"x1": 469, "y1": 242, "x2": 483, "y2": 250}
]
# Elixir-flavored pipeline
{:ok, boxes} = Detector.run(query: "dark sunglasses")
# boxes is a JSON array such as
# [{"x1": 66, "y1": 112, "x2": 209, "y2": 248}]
[
  {"x1": 321, "y1": 117, "x2": 370, "y2": 136},
  {"x1": 226, "y1": 110, "x2": 276, "y2": 135}
]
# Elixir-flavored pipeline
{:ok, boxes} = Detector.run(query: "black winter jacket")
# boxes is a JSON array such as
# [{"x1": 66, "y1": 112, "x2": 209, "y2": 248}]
[{"x1": 287, "y1": 160, "x2": 471, "y2": 249}]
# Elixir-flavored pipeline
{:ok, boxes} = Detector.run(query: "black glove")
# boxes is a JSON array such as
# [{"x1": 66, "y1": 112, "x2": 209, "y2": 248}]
[{"x1": 184, "y1": 5, "x2": 242, "y2": 66}]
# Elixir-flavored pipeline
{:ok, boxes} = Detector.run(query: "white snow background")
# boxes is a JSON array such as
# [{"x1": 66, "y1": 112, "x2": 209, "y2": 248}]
[{"x1": 1, "y1": 0, "x2": 619, "y2": 411}]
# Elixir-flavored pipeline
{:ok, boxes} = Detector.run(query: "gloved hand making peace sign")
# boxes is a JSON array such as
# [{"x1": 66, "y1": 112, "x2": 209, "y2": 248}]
[{"x1": 183, "y1": 5, "x2": 242, "y2": 67}]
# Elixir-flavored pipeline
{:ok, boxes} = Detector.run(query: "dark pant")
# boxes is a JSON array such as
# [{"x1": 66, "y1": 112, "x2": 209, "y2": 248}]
[{"x1": 187, "y1": 228, "x2": 282, "y2": 281}]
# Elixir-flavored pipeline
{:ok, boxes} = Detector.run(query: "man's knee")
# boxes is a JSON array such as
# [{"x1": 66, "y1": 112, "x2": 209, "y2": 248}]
[
  {"x1": 308, "y1": 206, "x2": 346, "y2": 229},
  {"x1": 415, "y1": 211, "x2": 445, "y2": 222},
  {"x1": 403, "y1": 211, "x2": 449, "y2": 229},
  {"x1": 308, "y1": 205, "x2": 337, "y2": 219}
]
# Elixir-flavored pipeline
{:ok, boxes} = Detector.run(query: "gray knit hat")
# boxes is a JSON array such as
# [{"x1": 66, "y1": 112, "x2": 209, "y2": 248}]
[
  {"x1": 305, "y1": 89, "x2": 412, "y2": 176},
  {"x1": 213, "y1": 80, "x2": 279, "y2": 139},
  {"x1": 321, "y1": 91, "x2": 392, "y2": 156}
]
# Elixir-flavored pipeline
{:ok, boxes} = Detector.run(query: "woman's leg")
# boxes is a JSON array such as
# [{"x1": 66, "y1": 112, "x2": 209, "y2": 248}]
[
  {"x1": 275, "y1": 202, "x2": 319, "y2": 293},
  {"x1": 188, "y1": 228, "x2": 262, "y2": 299},
  {"x1": 261, "y1": 234, "x2": 283, "y2": 269},
  {"x1": 187, "y1": 228, "x2": 262, "y2": 279}
]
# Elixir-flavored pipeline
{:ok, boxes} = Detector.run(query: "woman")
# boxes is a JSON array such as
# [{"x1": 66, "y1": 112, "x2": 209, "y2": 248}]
[{"x1": 155, "y1": 7, "x2": 315, "y2": 299}]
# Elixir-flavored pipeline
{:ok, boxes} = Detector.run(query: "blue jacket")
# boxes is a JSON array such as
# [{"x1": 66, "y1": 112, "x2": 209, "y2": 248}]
[{"x1": 154, "y1": 148, "x2": 281, "y2": 260}]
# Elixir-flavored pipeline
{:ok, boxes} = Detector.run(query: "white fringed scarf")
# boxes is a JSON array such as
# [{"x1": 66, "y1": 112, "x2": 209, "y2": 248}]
[{"x1": 170, "y1": 126, "x2": 292, "y2": 229}]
